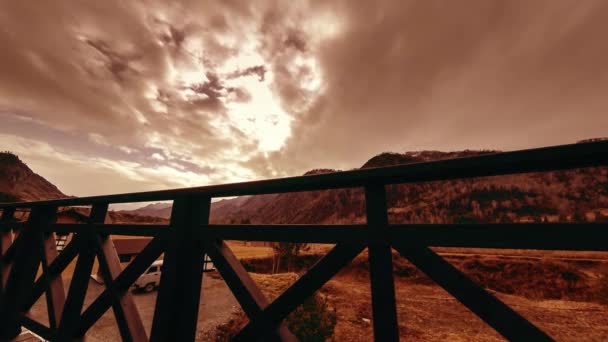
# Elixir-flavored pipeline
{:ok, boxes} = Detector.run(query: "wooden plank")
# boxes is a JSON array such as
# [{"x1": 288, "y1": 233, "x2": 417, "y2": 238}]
[
  {"x1": 21, "y1": 315, "x2": 53, "y2": 340},
  {"x1": 85, "y1": 201, "x2": 147, "y2": 342},
  {"x1": 0, "y1": 207, "x2": 15, "y2": 289},
  {"x1": 56, "y1": 204, "x2": 107, "y2": 340},
  {"x1": 394, "y1": 244, "x2": 553, "y2": 341},
  {"x1": 94, "y1": 233, "x2": 147, "y2": 342},
  {"x1": 0, "y1": 206, "x2": 55, "y2": 340},
  {"x1": 205, "y1": 239, "x2": 296, "y2": 341},
  {"x1": 24, "y1": 241, "x2": 78, "y2": 312},
  {"x1": 40, "y1": 231, "x2": 65, "y2": 330},
  {"x1": 76, "y1": 233, "x2": 167, "y2": 336},
  {"x1": 389, "y1": 223, "x2": 608, "y2": 251},
  {"x1": 13, "y1": 331, "x2": 42, "y2": 342},
  {"x1": 1, "y1": 140, "x2": 607, "y2": 208},
  {"x1": 234, "y1": 242, "x2": 365, "y2": 341},
  {"x1": 55, "y1": 234, "x2": 96, "y2": 340},
  {"x1": 365, "y1": 184, "x2": 399, "y2": 342},
  {"x1": 150, "y1": 196, "x2": 209, "y2": 342}
]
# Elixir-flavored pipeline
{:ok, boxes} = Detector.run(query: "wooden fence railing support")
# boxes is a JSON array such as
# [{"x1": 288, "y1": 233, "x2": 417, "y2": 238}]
[
  {"x1": 234, "y1": 242, "x2": 365, "y2": 341},
  {"x1": 0, "y1": 207, "x2": 16, "y2": 290},
  {"x1": 56, "y1": 204, "x2": 108, "y2": 341},
  {"x1": 365, "y1": 184, "x2": 399, "y2": 342},
  {"x1": 40, "y1": 221, "x2": 67, "y2": 330},
  {"x1": 0, "y1": 205, "x2": 56, "y2": 340},
  {"x1": 394, "y1": 244, "x2": 553, "y2": 341},
  {"x1": 94, "y1": 223, "x2": 148, "y2": 342},
  {"x1": 151, "y1": 195, "x2": 210, "y2": 342},
  {"x1": 204, "y1": 239, "x2": 297, "y2": 341}
]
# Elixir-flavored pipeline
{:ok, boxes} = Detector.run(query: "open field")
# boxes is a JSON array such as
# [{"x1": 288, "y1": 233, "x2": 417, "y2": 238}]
[
  {"x1": 26, "y1": 238, "x2": 608, "y2": 340},
  {"x1": 432, "y1": 247, "x2": 608, "y2": 262},
  {"x1": 204, "y1": 270, "x2": 608, "y2": 341},
  {"x1": 325, "y1": 275, "x2": 608, "y2": 341},
  {"x1": 224, "y1": 241, "x2": 273, "y2": 259}
]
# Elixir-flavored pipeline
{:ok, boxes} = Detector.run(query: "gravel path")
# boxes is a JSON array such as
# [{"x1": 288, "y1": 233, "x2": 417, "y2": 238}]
[{"x1": 28, "y1": 273, "x2": 239, "y2": 341}]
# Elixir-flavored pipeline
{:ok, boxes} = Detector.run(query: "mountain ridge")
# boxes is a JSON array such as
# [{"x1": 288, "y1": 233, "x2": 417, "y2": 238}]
[
  {"x1": 3, "y1": 148, "x2": 607, "y2": 226},
  {"x1": 0, "y1": 152, "x2": 66, "y2": 202}
]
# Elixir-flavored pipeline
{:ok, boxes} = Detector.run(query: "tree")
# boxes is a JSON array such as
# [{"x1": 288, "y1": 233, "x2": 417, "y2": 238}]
[{"x1": 272, "y1": 242, "x2": 309, "y2": 273}]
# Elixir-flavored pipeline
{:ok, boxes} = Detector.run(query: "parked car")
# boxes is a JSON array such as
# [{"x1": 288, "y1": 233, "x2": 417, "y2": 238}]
[
  {"x1": 132, "y1": 256, "x2": 216, "y2": 293},
  {"x1": 133, "y1": 260, "x2": 163, "y2": 292}
]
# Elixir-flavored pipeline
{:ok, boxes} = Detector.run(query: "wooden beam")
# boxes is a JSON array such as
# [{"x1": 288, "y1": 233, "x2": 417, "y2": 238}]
[
  {"x1": 394, "y1": 244, "x2": 553, "y2": 341},
  {"x1": 2, "y1": 140, "x2": 607, "y2": 208},
  {"x1": 24, "y1": 240, "x2": 78, "y2": 312},
  {"x1": 94, "y1": 233, "x2": 147, "y2": 342},
  {"x1": 55, "y1": 233, "x2": 96, "y2": 340},
  {"x1": 0, "y1": 207, "x2": 15, "y2": 289},
  {"x1": 40, "y1": 231, "x2": 66, "y2": 330},
  {"x1": 389, "y1": 223, "x2": 608, "y2": 251},
  {"x1": 56, "y1": 203, "x2": 107, "y2": 341},
  {"x1": 365, "y1": 184, "x2": 399, "y2": 342},
  {"x1": 21, "y1": 315, "x2": 53, "y2": 340},
  {"x1": 151, "y1": 196, "x2": 209, "y2": 342},
  {"x1": 76, "y1": 233, "x2": 167, "y2": 336},
  {"x1": 0, "y1": 206, "x2": 55, "y2": 340},
  {"x1": 234, "y1": 242, "x2": 365, "y2": 341},
  {"x1": 204, "y1": 239, "x2": 296, "y2": 341}
]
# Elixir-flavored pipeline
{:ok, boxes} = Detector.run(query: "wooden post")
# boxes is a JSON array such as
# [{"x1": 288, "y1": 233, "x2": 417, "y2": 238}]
[
  {"x1": 0, "y1": 205, "x2": 56, "y2": 340},
  {"x1": 365, "y1": 184, "x2": 399, "y2": 342},
  {"x1": 40, "y1": 229, "x2": 66, "y2": 330},
  {"x1": 0, "y1": 207, "x2": 15, "y2": 290},
  {"x1": 151, "y1": 195, "x2": 210, "y2": 342}
]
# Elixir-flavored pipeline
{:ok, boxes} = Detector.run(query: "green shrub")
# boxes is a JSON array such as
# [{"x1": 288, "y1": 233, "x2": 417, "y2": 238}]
[
  {"x1": 286, "y1": 293, "x2": 337, "y2": 342},
  {"x1": 211, "y1": 273, "x2": 337, "y2": 341}
]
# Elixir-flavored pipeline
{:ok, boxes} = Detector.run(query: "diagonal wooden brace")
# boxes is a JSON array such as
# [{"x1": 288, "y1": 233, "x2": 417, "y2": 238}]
[
  {"x1": 393, "y1": 244, "x2": 554, "y2": 342},
  {"x1": 204, "y1": 239, "x2": 296, "y2": 342},
  {"x1": 234, "y1": 242, "x2": 365, "y2": 341}
]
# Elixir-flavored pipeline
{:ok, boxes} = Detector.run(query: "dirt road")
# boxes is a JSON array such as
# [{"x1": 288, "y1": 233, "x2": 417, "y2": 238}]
[{"x1": 28, "y1": 273, "x2": 239, "y2": 341}]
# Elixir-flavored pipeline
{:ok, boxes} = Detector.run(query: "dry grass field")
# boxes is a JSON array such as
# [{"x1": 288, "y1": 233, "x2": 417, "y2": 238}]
[{"x1": 29, "y1": 236, "x2": 608, "y2": 340}]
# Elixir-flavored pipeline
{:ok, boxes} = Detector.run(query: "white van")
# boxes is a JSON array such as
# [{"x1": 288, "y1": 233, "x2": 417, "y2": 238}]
[
  {"x1": 133, "y1": 260, "x2": 163, "y2": 292},
  {"x1": 133, "y1": 256, "x2": 216, "y2": 293}
]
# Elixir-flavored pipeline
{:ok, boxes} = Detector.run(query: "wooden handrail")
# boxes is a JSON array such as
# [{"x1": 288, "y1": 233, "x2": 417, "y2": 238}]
[{"x1": 1, "y1": 140, "x2": 607, "y2": 208}]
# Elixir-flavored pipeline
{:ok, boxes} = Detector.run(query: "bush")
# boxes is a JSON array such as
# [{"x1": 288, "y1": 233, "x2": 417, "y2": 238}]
[
  {"x1": 286, "y1": 293, "x2": 337, "y2": 342},
  {"x1": 211, "y1": 273, "x2": 337, "y2": 341}
]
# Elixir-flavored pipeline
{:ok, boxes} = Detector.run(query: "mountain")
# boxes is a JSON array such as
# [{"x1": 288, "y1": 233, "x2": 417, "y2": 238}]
[
  {"x1": 0, "y1": 152, "x2": 169, "y2": 224},
  {"x1": 0, "y1": 152, "x2": 66, "y2": 202},
  {"x1": 120, "y1": 202, "x2": 173, "y2": 219},
  {"x1": 203, "y1": 149, "x2": 608, "y2": 225},
  {"x1": 111, "y1": 147, "x2": 608, "y2": 225}
]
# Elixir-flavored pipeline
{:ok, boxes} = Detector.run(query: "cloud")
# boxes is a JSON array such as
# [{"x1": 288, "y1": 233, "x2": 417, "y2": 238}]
[
  {"x1": 1, "y1": 0, "x2": 608, "y2": 197},
  {"x1": 264, "y1": 0, "x2": 608, "y2": 174}
]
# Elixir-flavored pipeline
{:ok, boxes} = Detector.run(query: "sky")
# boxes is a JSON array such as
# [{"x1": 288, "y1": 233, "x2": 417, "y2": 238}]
[{"x1": 1, "y1": 0, "x2": 608, "y2": 198}]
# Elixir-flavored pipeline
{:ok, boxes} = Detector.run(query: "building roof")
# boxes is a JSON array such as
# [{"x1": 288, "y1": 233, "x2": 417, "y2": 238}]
[
  {"x1": 56, "y1": 208, "x2": 89, "y2": 223},
  {"x1": 113, "y1": 238, "x2": 152, "y2": 255}
]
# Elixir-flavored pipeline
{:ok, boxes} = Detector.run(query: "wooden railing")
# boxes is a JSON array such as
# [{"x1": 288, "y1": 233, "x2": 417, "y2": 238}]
[{"x1": 1, "y1": 141, "x2": 607, "y2": 341}]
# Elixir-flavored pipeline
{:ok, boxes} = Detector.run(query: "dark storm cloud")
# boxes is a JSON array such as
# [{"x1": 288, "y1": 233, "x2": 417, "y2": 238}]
[
  {"x1": 228, "y1": 65, "x2": 267, "y2": 82},
  {"x1": 264, "y1": 0, "x2": 608, "y2": 174}
]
